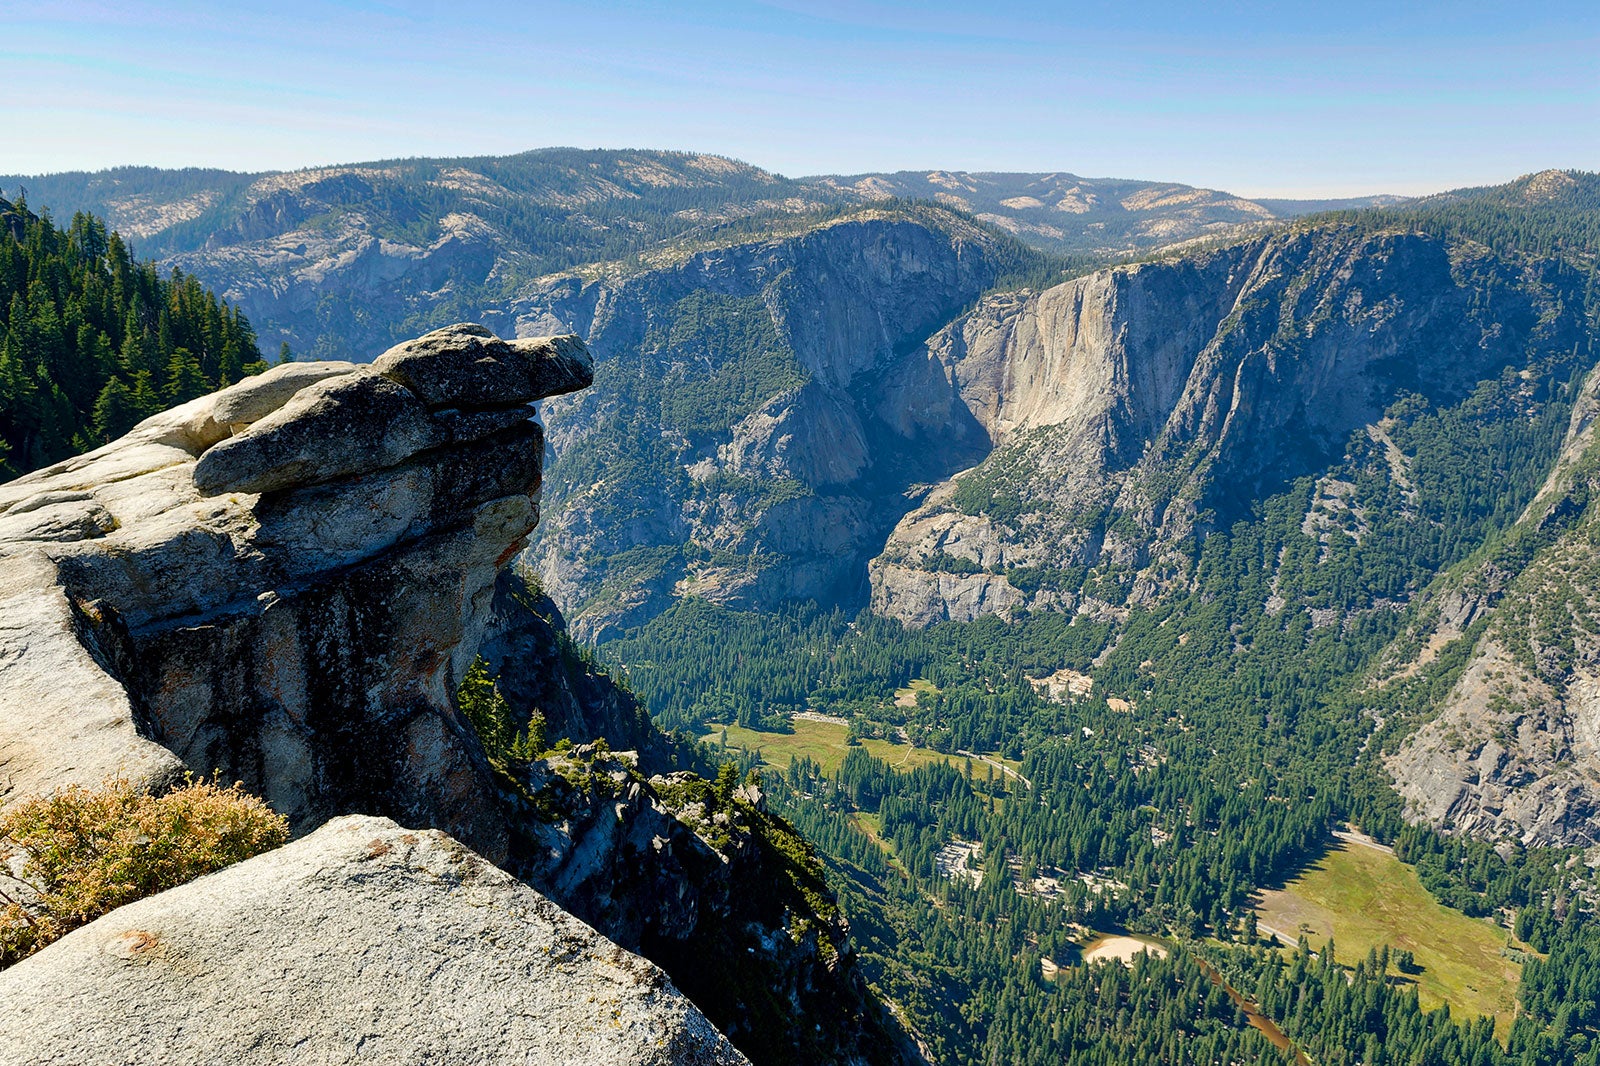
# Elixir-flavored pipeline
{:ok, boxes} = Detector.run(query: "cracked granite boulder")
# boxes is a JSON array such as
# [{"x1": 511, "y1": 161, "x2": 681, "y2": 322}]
[
  {"x1": 0, "y1": 323, "x2": 591, "y2": 863},
  {"x1": 0, "y1": 815, "x2": 746, "y2": 1066}
]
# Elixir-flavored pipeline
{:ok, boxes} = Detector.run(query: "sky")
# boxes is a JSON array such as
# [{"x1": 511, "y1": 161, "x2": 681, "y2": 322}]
[{"x1": 5, "y1": 0, "x2": 1598, "y2": 198}]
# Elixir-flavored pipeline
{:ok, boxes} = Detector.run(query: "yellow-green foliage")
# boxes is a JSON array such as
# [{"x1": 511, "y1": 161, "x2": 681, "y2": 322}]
[
  {"x1": 0, "y1": 776, "x2": 288, "y2": 966},
  {"x1": 704, "y1": 716, "x2": 986, "y2": 776}
]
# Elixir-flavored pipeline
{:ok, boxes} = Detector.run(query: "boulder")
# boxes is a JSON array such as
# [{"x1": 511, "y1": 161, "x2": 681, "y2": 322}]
[
  {"x1": 192, "y1": 369, "x2": 440, "y2": 496},
  {"x1": 0, "y1": 815, "x2": 746, "y2": 1066},
  {"x1": 201, "y1": 359, "x2": 356, "y2": 442},
  {"x1": 374, "y1": 322, "x2": 593, "y2": 409}
]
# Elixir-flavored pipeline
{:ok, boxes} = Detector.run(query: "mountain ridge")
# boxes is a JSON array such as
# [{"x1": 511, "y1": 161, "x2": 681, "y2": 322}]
[{"x1": 2, "y1": 147, "x2": 1416, "y2": 362}]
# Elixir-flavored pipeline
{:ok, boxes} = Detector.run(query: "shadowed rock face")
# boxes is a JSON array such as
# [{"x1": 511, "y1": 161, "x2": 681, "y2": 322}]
[
  {"x1": 469, "y1": 577, "x2": 914, "y2": 1066},
  {"x1": 0, "y1": 323, "x2": 591, "y2": 863},
  {"x1": 519, "y1": 211, "x2": 1008, "y2": 640},
  {"x1": 0, "y1": 815, "x2": 748, "y2": 1066}
]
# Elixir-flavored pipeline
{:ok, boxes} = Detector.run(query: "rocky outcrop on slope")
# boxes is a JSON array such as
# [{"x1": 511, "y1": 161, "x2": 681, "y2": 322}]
[
  {"x1": 0, "y1": 324, "x2": 591, "y2": 863},
  {"x1": 0, "y1": 331, "x2": 907, "y2": 1064},
  {"x1": 870, "y1": 228, "x2": 1594, "y2": 625},
  {"x1": 480, "y1": 569, "x2": 673, "y2": 763},
  {"x1": 487, "y1": 741, "x2": 903, "y2": 1066},
  {"x1": 1386, "y1": 635, "x2": 1600, "y2": 846},
  {"x1": 0, "y1": 815, "x2": 746, "y2": 1066},
  {"x1": 475, "y1": 577, "x2": 913, "y2": 1066},
  {"x1": 1387, "y1": 369, "x2": 1600, "y2": 845}
]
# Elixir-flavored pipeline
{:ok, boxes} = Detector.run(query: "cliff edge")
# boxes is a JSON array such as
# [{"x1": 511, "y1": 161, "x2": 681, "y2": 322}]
[
  {"x1": 0, "y1": 323, "x2": 590, "y2": 861},
  {"x1": 0, "y1": 815, "x2": 746, "y2": 1066},
  {"x1": 0, "y1": 323, "x2": 907, "y2": 1065}
]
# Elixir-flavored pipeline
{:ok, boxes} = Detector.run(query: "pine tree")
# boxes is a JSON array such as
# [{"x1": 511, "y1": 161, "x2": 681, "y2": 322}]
[
  {"x1": 91, "y1": 377, "x2": 139, "y2": 442},
  {"x1": 164, "y1": 347, "x2": 206, "y2": 403},
  {"x1": 130, "y1": 371, "x2": 162, "y2": 421},
  {"x1": 0, "y1": 196, "x2": 262, "y2": 474}
]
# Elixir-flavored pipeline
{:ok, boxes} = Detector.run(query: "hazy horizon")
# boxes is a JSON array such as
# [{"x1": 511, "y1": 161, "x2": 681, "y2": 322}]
[
  {"x1": 0, "y1": 144, "x2": 1458, "y2": 202},
  {"x1": 8, "y1": 0, "x2": 1597, "y2": 200}
]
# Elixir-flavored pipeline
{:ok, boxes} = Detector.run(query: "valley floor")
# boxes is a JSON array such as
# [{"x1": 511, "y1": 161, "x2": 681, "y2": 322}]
[{"x1": 702, "y1": 715, "x2": 1019, "y2": 778}]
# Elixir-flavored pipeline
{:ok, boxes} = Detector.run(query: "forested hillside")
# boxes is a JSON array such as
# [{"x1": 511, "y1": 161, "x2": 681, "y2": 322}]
[
  {"x1": 0, "y1": 195, "x2": 264, "y2": 475},
  {"x1": 1313, "y1": 168, "x2": 1600, "y2": 260}
]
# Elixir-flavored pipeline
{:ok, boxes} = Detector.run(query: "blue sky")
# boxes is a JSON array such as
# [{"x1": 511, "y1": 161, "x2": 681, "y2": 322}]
[{"x1": 6, "y1": 0, "x2": 1597, "y2": 196}]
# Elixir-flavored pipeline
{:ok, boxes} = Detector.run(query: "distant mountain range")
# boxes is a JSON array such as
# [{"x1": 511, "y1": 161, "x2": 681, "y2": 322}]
[
  {"x1": 808, "y1": 169, "x2": 1405, "y2": 251},
  {"x1": 1, "y1": 148, "x2": 1406, "y2": 359}
]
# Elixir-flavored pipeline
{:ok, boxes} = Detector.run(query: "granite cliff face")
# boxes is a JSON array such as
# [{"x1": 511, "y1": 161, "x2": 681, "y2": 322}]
[
  {"x1": 1385, "y1": 366, "x2": 1600, "y2": 846},
  {"x1": 0, "y1": 324, "x2": 590, "y2": 860},
  {"x1": 868, "y1": 227, "x2": 1594, "y2": 625},
  {"x1": 3, "y1": 156, "x2": 1424, "y2": 645},
  {"x1": 511, "y1": 218, "x2": 1593, "y2": 650},
  {"x1": 520, "y1": 207, "x2": 1010, "y2": 639}
]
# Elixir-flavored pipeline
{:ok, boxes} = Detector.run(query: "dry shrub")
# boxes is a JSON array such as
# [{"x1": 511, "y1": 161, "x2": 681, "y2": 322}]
[{"x1": 0, "y1": 776, "x2": 288, "y2": 966}]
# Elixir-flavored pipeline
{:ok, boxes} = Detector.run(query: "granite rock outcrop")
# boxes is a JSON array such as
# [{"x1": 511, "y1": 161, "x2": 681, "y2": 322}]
[
  {"x1": 0, "y1": 325, "x2": 905, "y2": 1064},
  {"x1": 0, "y1": 815, "x2": 747, "y2": 1066},
  {"x1": 476, "y1": 575, "x2": 915, "y2": 1066},
  {"x1": 1386, "y1": 367, "x2": 1600, "y2": 846},
  {"x1": 520, "y1": 208, "x2": 1006, "y2": 639},
  {"x1": 869, "y1": 228, "x2": 1594, "y2": 625},
  {"x1": 0, "y1": 323, "x2": 591, "y2": 864}
]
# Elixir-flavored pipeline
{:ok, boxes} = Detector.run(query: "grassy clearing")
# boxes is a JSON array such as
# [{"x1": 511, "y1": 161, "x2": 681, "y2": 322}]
[
  {"x1": 893, "y1": 677, "x2": 939, "y2": 708},
  {"x1": 1255, "y1": 837, "x2": 1522, "y2": 1033},
  {"x1": 703, "y1": 717, "x2": 972, "y2": 776}
]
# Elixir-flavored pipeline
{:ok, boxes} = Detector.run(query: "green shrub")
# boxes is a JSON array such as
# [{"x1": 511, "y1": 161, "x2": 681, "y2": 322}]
[
  {"x1": 0, "y1": 776, "x2": 288, "y2": 967},
  {"x1": 458, "y1": 655, "x2": 547, "y2": 765}
]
